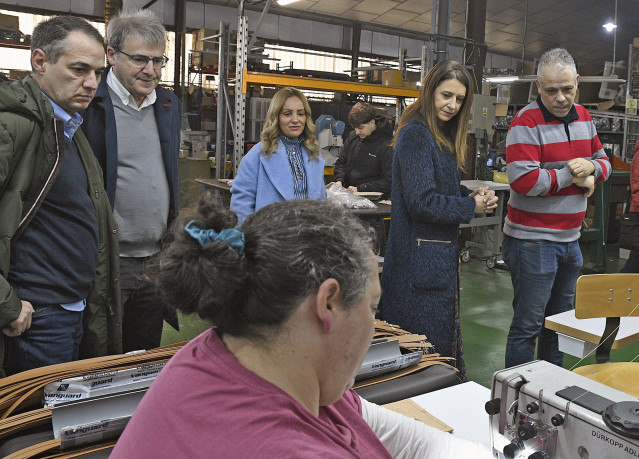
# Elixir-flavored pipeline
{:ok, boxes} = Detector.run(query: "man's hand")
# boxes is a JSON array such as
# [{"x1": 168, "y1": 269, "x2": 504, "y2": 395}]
[
  {"x1": 573, "y1": 175, "x2": 595, "y2": 198},
  {"x1": 334, "y1": 181, "x2": 343, "y2": 188},
  {"x1": 347, "y1": 186, "x2": 358, "y2": 193},
  {"x1": 2, "y1": 301, "x2": 34, "y2": 337},
  {"x1": 567, "y1": 158, "x2": 595, "y2": 177}
]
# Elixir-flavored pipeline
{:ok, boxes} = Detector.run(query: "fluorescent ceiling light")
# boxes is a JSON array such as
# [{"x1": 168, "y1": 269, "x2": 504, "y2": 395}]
[
  {"x1": 603, "y1": 22, "x2": 617, "y2": 32},
  {"x1": 277, "y1": 0, "x2": 301, "y2": 5},
  {"x1": 485, "y1": 76, "x2": 519, "y2": 83}
]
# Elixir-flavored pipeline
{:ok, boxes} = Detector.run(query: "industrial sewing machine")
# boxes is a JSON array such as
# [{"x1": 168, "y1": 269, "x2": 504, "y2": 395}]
[
  {"x1": 315, "y1": 114, "x2": 344, "y2": 167},
  {"x1": 487, "y1": 360, "x2": 639, "y2": 458}
]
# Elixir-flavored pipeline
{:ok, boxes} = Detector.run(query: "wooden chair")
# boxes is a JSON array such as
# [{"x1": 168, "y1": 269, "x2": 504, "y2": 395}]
[{"x1": 571, "y1": 273, "x2": 639, "y2": 398}]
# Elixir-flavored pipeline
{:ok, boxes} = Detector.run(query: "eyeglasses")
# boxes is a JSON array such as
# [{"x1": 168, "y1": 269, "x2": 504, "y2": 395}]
[{"x1": 116, "y1": 49, "x2": 169, "y2": 69}]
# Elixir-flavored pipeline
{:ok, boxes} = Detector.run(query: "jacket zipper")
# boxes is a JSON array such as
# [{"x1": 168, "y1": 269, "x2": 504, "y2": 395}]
[
  {"x1": 416, "y1": 238, "x2": 451, "y2": 246},
  {"x1": 17, "y1": 118, "x2": 62, "y2": 233}
]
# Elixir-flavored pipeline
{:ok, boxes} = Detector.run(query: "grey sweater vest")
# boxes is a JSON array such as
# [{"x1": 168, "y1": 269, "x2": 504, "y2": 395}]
[{"x1": 109, "y1": 87, "x2": 170, "y2": 257}]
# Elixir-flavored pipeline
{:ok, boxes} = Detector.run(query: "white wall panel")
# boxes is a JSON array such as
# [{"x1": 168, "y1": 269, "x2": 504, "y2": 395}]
[
  {"x1": 399, "y1": 36, "x2": 428, "y2": 58},
  {"x1": 15, "y1": 0, "x2": 72, "y2": 12},
  {"x1": 486, "y1": 52, "x2": 518, "y2": 70},
  {"x1": 185, "y1": 1, "x2": 204, "y2": 29},
  {"x1": 202, "y1": 3, "x2": 238, "y2": 30},
  {"x1": 277, "y1": 15, "x2": 306, "y2": 43},
  {"x1": 124, "y1": 0, "x2": 166, "y2": 24},
  {"x1": 69, "y1": 0, "x2": 102, "y2": 16},
  {"x1": 371, "y1": 31, "x2": 401, "y2": 57},
  {"x1": 309, "y1": 21, "x2": 343, "y2": 49}
]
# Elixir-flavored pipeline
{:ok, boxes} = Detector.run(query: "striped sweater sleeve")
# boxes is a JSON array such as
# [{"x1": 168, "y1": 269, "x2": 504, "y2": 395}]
[{"x1": 506, "y1": 103, "x2": 573, "y2": 197}]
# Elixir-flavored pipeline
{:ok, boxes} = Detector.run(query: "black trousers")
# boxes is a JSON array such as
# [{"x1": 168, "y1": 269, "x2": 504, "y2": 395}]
[{"x1": 120, "y1": 256, "x2": 165, "y2": 352}]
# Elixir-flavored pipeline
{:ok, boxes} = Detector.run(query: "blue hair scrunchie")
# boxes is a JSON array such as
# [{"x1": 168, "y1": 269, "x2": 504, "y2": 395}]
[{"x1": 184, "y1": 220, "x2": 245, "y2": 255}]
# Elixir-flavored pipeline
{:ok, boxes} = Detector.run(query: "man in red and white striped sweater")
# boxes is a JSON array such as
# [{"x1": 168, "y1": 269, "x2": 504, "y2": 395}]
[{"x1": 503, "y1": 48, "x2": 611, "y2": 368}]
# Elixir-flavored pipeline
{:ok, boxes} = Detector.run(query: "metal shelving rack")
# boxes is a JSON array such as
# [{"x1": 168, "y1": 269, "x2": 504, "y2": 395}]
[
  {"x1": 625, "y1": 43, "x2": 639, "y2": 160},
  {"x1": 240, "y1": 69, "x2": 419, "y2": 98},
  {"x1": 233, "y1": 69, "x2": 418, "y2": 173},
  {"x1": 226, "y1": 0, "x2": 424, "y2": 173},
  {"x1": 234, "y1": 69, "x2": 419, "y2": 174}
]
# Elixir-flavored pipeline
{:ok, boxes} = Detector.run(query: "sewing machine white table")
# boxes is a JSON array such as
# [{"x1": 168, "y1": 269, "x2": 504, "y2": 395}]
[{"x1": 412, "y1": 381, "x2": 491, "y2": 446}]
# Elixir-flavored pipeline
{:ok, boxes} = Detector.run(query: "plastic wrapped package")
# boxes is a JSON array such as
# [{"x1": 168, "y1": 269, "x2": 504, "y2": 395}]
[{"x1": 326, "y1": 182, "x2": 377, "y2": 209}]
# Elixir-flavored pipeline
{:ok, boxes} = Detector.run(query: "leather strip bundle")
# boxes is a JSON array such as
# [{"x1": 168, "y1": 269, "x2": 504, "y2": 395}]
[
  {"x1": 1, "y1": 322, "x2": 452, "y2": 457},
  {"x1": 0, "y1": 344, "x2": 184, "y2": 458},
  {"x1": 353, "y1": 320, "x2": 456, "y2": 390}
]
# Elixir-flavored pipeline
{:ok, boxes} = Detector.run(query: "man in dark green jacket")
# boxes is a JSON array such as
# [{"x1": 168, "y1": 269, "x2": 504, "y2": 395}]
[{"x1": 0, "y1": 16, "x2": 122, "y2": 376}]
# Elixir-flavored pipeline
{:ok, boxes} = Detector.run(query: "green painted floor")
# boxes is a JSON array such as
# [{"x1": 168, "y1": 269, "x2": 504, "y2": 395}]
[
  {"x1": 158, "y1": 241, "x2": 639, "y2": 390},
  {"x1": 460, "y1": 242, "x2": 639, "y2": 388}
]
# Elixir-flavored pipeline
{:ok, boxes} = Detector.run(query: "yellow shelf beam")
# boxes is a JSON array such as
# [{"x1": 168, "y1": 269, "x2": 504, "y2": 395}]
[{"x1": 242, "y1": 69, "x2": 419, "y2": 98}]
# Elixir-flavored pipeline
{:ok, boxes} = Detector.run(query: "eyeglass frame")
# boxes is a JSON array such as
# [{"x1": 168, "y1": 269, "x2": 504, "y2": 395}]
[{"x1": 115, "y1": 49, "x2": 169, "y2": 69}]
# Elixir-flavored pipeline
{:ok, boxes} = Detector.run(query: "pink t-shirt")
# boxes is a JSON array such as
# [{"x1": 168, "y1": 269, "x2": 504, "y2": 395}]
[{"x1": 112, "y1": 329, "x2": 392, "y2": 458}]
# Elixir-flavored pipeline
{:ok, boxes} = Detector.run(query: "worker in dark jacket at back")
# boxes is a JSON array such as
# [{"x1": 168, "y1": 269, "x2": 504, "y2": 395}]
[{"x1": 334, "y1": 102, "x2": 393, "y2": 198}]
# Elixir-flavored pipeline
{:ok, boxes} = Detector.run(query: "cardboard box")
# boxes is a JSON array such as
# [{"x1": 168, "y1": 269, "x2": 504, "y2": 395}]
[
  {"x1": 382, "y1": 70, "x2": 402, "y2": 87},
  {"x1": 178, "y1": 158, "x2": 211, "y2": 208},
  {"x1": 201, "y1": 121, "x2": 216, "y2": 131},
  {"x1": 496, "y1": 84, "x2": 511, "y2": 104},
  {"x1": 495, "y1": 104, "x2": 509, "y2": 117},
  {"x1": 0, "y1": 13, "x2": 19, "y2": 33},
  {"x1": 402, "y1": 81, "x2": 418, "y2": 90},
  {"x1": 182, "y1": 130, "x2": 209, "y2": 143},
  {"x1": 633, "y1": 37, "x2": 639, "y2": 48},
  {"x1": 193, "y1": 29, "x2": 218, "y2": 50},
  {"x1": 191, "y1": 141, "x2": 208, "y2": 159}
]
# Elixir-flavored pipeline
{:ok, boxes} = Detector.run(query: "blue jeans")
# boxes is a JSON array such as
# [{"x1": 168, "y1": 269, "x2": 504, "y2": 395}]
[
  {"x1": 503, "y1": 236, "x2": 582, "y2": 368},
  {"x1": 5, "y1": 304, "x2": 83, "y2": 376},
  {"x1": 621, "y1": 250, "x2": 639, "y2": 273}
]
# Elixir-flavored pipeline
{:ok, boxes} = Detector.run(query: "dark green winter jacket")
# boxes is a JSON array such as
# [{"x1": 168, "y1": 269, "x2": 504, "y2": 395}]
[{"x1": 0, "y1": 75, "x2": 122, "y2": 376}]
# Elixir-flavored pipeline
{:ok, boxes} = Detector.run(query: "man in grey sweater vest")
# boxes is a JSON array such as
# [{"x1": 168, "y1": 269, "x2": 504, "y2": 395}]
[{"x1": 82, "y1": 9, "x2": 181, "y2": 352}]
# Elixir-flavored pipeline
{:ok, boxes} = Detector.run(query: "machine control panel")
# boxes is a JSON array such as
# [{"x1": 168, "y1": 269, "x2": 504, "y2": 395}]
[{"x1": 488, "y1": 361, "x2": 639, "y2": 458}]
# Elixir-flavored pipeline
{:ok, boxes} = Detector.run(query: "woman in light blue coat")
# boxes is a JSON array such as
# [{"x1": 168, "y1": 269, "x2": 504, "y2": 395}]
[{"x1": 231, "y1": 87, "x2": 326, "y2": 225}]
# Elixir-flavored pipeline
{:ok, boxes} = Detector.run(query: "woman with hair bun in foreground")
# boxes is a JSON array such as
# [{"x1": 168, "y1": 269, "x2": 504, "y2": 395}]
[{"x1": 112, "y1": 194, "x2": 492, "y2": 458}]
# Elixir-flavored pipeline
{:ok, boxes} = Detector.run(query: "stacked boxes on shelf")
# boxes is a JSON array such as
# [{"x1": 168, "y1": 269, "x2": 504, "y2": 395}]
[
  {"x1": 192, "y1": 28, "x2": 219, "y2": 70},
  {"x1": 631, "y1": 38, "x2": 639, "y2": 100},
  {"x1": 0, "y1": 12, "x2": 19, "y2": 37},
  {"x1": 0, "y1": 12, "x2": 28, "y2": 44}
]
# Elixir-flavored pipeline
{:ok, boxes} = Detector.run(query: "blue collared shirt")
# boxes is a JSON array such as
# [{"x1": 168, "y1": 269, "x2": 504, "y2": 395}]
[{"x1": 43, "y1": 94, "x2": 84, "y2": 141}]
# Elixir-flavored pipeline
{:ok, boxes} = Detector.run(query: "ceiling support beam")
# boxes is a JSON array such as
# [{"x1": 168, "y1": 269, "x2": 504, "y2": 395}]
[
  {"x1": 173, "y1": 0, "x2": 186, "y2": 99},
  {"x1": 464, "y1": 0, "x2": 487, "y2": 93},
  {"x1": 351, "y1": 23, "x2": 361, "y2": 80},
  {"x1": 435, "y1": 0, "x2": 450, "y2": 63}
]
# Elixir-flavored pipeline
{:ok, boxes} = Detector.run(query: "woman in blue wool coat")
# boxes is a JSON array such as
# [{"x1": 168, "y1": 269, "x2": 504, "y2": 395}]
[
  {"x1": 379, "y1": 61, "x2": 498, "y2": 380},
  {"x1": 231, "y1": 87, "x2": 326, "y2": 226}
]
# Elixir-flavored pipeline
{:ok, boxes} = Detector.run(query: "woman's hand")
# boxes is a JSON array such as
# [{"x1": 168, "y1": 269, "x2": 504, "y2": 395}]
[{"x1": 471, "y1": 187, "x2": 499, "y2": 213}]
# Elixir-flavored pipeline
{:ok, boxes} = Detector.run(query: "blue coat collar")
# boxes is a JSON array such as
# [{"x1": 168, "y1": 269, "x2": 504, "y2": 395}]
[{"x1": 260, "y1": 139, "x2": 325, "y2": 200}]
